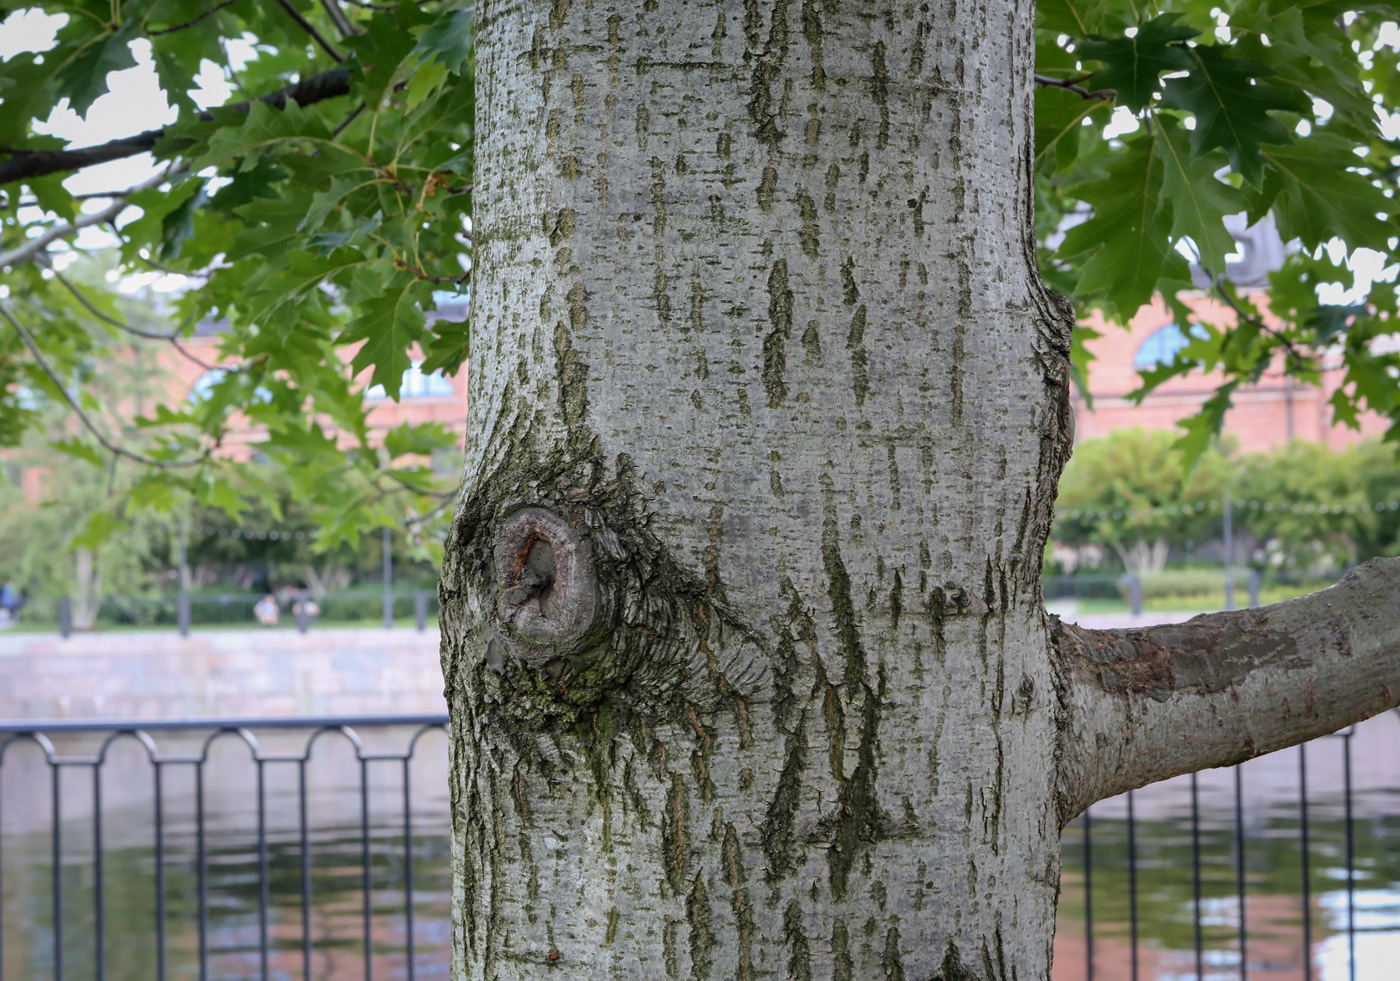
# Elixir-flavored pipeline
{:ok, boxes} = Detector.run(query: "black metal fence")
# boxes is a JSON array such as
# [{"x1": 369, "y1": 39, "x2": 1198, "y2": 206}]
[
  {"x1": 2, "y1": 713, "x2": 1396, "y2": 980},
  {"x1": 0, "y1": 716, "x2": 450, "y2": 981}
]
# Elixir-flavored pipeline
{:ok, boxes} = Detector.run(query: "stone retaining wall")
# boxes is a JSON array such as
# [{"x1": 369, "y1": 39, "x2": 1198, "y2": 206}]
[{"x1": 0, "y1": 627, "x2": 445, "y2": 720}]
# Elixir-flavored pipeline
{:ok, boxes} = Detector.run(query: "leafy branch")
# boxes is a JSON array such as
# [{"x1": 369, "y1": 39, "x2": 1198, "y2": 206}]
[
  {"x1": 0, "y1": 302, "x2": 212, "y2": 469},
  {"x1": 146, "y1": 0, "x2": 241, "y2": 36},
  {"x1": 0, "y1": 68, "x2": 354, "y2": 186},
  {"x1": 0, "y1": 165, "x2": 179, "y2": 269},
  {"x1": 1034, "y1": 73, "x2": 1115, "y2": 101},
  {"x1": 272, "y1": 0, "x2": 344, "y2": 61},
  {"x1": 1207, "y1": 274, "x2": 1317, "y2": 373},
  {"x1": 41, "y1": 259, "x2": 223, "y2": 373}
]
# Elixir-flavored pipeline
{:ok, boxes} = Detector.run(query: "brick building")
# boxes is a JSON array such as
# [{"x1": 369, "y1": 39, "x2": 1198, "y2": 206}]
[
  {"x1": 1074, "y1": 297, "x2": 1389, "y2": 454},
  {"x1": 169, "y1": 301, "x2": 471, "y2": 476},
  {"x1": 1072, "y1": 219, "x2": 1389, "y2": 453}
]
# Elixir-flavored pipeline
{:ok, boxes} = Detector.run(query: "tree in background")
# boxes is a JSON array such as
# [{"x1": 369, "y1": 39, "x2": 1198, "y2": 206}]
[
  {"x1": 3, "y1": 0, "x2": 1400, "y2": 976},
  {"x1": 1053, "y1": 428, "x2": 1235, "y2": 573},
  {"x1": 1237, "y1": 439, "x2": 1400, "y2": 570}
]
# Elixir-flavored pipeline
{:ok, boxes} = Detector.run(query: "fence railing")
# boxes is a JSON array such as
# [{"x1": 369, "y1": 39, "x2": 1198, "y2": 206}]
[
  {"x1": 0, "y1": 715, "x2": 450, "y2": 981},
  {"x1": 2, "y1": 713, "x2": 1395, "y2": 980}
]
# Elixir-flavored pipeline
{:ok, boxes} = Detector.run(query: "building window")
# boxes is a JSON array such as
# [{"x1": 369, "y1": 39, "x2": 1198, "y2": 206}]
[
  {"x1": 1133, "y1": 322, "x2": 1204, "y2": 370},
  {"x1": 188, "y1": 368, "x2": 272, "y2": 404},
  {"x1": 365, "y1": 361, "x2": 455, "y2": 400}
]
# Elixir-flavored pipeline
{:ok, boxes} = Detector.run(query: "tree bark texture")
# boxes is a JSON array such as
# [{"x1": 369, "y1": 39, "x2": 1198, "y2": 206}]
[{"x1": 439, "y1": 2, "x2": 1400, "y2": 979}]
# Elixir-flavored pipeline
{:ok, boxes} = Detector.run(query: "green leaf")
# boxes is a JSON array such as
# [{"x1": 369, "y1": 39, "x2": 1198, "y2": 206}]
[
  {"x1": 160, "y1": 181, "x2": 210, "y2": 260},
  {"x1": 384, "y1": 422, "x2": 456, "y2": 459},
  {"x1": 407, "y1": 59, "x2": 450, "y2": 111},
  {"x1": 1080, "y1": 15, "x2": 1197, "y2": 114},
  {"x1": 120, "y1": 179, "x2": 205, "y2": 263},
  {"x1": 1037, "y1": 0, "x2": 1134, "y2": 37},
  {"x1": 340, "y1": 278, "x2": 433, "y2": 400},
  {"x1": 70, "y1": 509, "x2": 130, "y2": 550},
  {"x1": 1160, "y1": 46, "x2": 1301, "y2": 187},
  {"x1": 242, "y1": 249, "x2": 373, "y2": 327},
  {"x1": 411, "y1": 9, "x2": 475, "y2": 73},
  {"x1": 48, "y1": 436, "x2": 105, "y2": 468},
  {"x1": 1058, "y1": 134, "x2": 1190, "y2": 318},
  {"x1": 1232, "y1": 5, "x2": 1374, "y2": 136},
  {"x1": 26, "y1": 173, "x2": 78, "y2": 223},
  {"x1": 1035, "y1": 88, "x2": 1111, "y2": 173},
  {"x1": 53, "y1": 23, "x2": 139, "y2": 117},
  {"x1": 191, "y1": 100, "x2": 333, "y2": 172},
  {"x1": 1152, "y1": 114, "x2": 1244, "y2": 274},
  {"x1": 420, "y1": 314, "x2": 471, "y2": 376},
  {"x1": 1308, "y1": 304, "x2": 1368, "y2": 345},
  {"x1": 306, "y1": 212, "x2": 383, "y2": 255},
  {"x1": 1255, "y1": 136, "x2": 1396, "y2": 252},
  {"x1": 301, "y1": 176, "x2": 373, "y2": 235},
  {"x1": 1173, "y1": 381, "x2": 1237, "y2": 473}
]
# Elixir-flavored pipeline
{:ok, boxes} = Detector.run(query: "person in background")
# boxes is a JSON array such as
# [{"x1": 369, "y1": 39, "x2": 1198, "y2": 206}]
[
  {"x1": 253, "y1": 593, "x2": 280, "y2": 627},
  {"x1": 0, "y1": 578, "x2": 22, "y2": 624}
]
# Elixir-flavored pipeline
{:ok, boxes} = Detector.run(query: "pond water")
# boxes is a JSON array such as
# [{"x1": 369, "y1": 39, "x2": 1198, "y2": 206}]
[{"x1": 2, "y1": 718, "x2": 1399, "y2": 980}]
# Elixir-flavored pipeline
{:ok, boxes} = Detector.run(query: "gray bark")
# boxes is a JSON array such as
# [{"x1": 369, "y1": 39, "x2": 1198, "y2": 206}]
[
  {"x1": 438, "y1": 2, "x2": 1400, "y2": 979},
  {"x1": 1056, "y1": 556, "x2": 1400, "y2": 823}
]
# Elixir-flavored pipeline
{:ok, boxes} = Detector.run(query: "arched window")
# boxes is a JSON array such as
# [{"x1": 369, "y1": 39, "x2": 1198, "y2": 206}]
[
  {"x1": 1133, "y1": 322, "x2": 1203, "y2": 370},
  {"x1": 188, "y1": 368, "x2": 272, "y2": 404},
  {"x1": 365, "y1": 361, "x2": 456, "y2": 400}
]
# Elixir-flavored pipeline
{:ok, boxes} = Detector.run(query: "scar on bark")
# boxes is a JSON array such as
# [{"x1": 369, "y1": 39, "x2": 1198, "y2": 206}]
[
  {"x1": 1055, "y1": 556, "x2": 1400, "y2": 822},
  {"x1": 494, "y1": 507, "x2": 599, "y2": 668},
  {"x1": 1058, "y1": 616, "x2": 1311, "y2": 704}
]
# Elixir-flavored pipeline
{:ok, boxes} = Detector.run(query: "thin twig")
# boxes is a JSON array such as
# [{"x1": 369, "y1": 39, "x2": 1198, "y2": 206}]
[
  {"x1": 1034, "y1": 73, "x2": 1115, "y2": 102},
  {"x1": 0, "y1": 302, "x2": 210, "y2": 469},
  {"x1": 0, "y1": 68, "x2": 352, "y2": 186},
  {"x1": 342, "y1": 0, "x2": 399, "y2": 9},
  {"x1": 273, "y1": 0, "x2": 345, "y2": 61},
  {"x1": 0, "y1": 165, "x2": 181, "y2": 269},
  {"x1": 147, "y1": 0, "x2": 240, "y2": 35},
  {"x1": 320, "y1": 0, "x2": 360, "y2": 37},
  {"x1": 1209, "y1": 274, "x2": 1316, "y2": 372},
  {"x1": 332, "y1": 101, "x2": 368, "y2": 138},
  {"x1": 404, "y1": 491, "x2": 461, "y2": 531},
  {"x1": 43, "y1": 263, "x2": 223, "y2": 372}
]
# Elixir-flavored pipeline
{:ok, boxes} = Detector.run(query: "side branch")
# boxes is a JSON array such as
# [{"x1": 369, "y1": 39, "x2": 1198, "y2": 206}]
[
  {"x1": 0, "y1": 68, "x2": 353, "y2": 187},
  {"x1": 1054, "y1": 557, "x2": 1400, "y2": 825}
]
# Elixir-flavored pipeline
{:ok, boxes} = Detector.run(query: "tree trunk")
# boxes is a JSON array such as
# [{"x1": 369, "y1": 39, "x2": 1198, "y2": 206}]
[
  {"x1": 439, "y1": 2, "x2": 1400, "y2": 978},
  {"x1": 73, "y1": 545, "x2": 101, "y2": 630}
]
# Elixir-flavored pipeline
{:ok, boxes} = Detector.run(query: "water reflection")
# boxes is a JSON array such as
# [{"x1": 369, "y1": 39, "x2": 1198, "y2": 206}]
[
  {"x1": 0, "y1": 725, "x2": 452, "y2": 980},
  {"x1": 1056, "y1": 713, "x2": 1400, "y2": 980},
  {"x1": 4, "y1": 717, "x2": 1400, "y2": 979}
]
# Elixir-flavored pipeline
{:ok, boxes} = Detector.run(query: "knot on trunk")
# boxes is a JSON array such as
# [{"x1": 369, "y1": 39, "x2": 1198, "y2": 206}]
[{"x1": 494, "y1": 507, "x2": 600, "y2": 662}]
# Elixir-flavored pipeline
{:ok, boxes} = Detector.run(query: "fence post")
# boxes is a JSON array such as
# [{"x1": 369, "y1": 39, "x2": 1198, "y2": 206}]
[
  {"x1": 58, "y1": 597, "x2": 72, "y2": 638},
  {"x1": 1248, "y1": 569, "x2": 1261, "y2": 608},
  {"x1": 1123, "y1": 575, "x2": 1143, "y2": 616},
  {"x1": 297, "y1": 590, "x2": 311, "y2": 634},
  {"x1": 414, "y1": 590, "x2": 428, "y2": 632},
  {"x1": 177, "y1": 592, "x2": 191, "y2": 637}
]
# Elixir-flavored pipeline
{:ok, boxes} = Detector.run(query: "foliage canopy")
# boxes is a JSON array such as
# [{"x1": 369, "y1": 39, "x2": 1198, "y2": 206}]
[{"x1": 0, "y1": 0, "x2": 1397, "y2": 545}]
